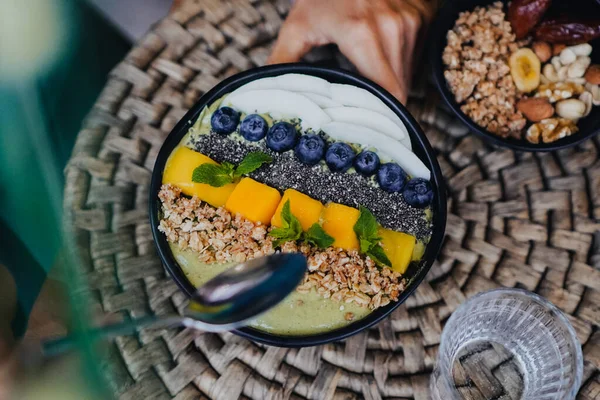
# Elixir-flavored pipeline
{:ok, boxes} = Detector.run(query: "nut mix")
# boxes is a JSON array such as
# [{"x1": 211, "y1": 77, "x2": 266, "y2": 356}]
[{"x1": 443, "y1": 1, "x2": 600, "y2": 144}]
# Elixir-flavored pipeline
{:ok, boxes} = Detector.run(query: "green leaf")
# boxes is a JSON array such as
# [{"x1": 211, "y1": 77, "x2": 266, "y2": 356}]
[
  {"x1": 234, "y1": 152, "x2": 273, "y2": 178},
  {"x1": 304, "y1": 223, "x2": 334, "y2": 249},
  {"x1": 269, "y1": 227, "x2": 297, "y2": 239},
  {"x1": 280, "y1": 200, "x2": 292, "y2": 228},
  {"x1": 268, "y1": 200, "x2": 302, "y2": 247},
  {"x1": 359, "y1": 238, "x2": 373, "y2": 254},
  {"x1": 352, "y1": 205, "x2": 393, "y2": 268},
  {"x1": 221, "y1": 161, "x2": 236, "y2": 176},
  {"x1": 366, "y1": 244, "x2": 392, "y2": 268},
  {"x1": 191, "y1": 164, "x2": 234, "y2": 187},
  {"x1": 353, "y1": 206, "x2": 379, "y2": 242}
]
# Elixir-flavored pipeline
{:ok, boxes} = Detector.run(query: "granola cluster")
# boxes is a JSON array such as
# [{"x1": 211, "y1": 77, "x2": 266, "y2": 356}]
[
  {"x1": 158, "y1": 184, "x2": 406, "y2": 310},
  {"x1": 293, "y1": 244, "x2": 405, "y2": 310},
  {"x1": 159, "y1": 184, "x2": 275, "y2": 264},
  {"x1": 443, "y1": 2, "x2": 527, "y2": 137}
]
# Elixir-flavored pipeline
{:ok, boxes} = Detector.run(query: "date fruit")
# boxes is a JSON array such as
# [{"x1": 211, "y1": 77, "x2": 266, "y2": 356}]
[
  {"x1": 508, "y1": 0, "x2": 553, "y2": 39},
  {"x1": 534, "y1": 18, "x2": 600, "y2": 44}
]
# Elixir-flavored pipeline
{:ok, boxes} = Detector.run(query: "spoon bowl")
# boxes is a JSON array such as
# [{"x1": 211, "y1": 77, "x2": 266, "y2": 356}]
[{"x1": 186, "y1": 253, "x2": 308, "y2": 327}]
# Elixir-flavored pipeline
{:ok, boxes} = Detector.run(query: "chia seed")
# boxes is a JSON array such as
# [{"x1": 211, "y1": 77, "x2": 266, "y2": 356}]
[{"x1": 190, "y1": 133, "x2": 433, "y2": 240}]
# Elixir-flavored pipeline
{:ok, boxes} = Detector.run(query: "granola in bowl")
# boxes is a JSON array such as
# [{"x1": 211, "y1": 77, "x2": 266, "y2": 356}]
[{"x1": 442, "y1": 1, "x2": 600, "y2": 145}]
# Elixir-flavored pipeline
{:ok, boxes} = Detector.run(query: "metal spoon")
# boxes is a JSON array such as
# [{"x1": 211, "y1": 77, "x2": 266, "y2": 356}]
[{"x1": 42, "y1": 253, "x2": 307, "y2": 356}]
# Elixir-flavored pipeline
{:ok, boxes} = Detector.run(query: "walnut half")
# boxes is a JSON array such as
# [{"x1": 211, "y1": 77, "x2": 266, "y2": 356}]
[
  {"x1": 526, "y1": 118, "x2": 579, "y2": 144},
  {"x1": 534, "y1": 82, "x2": 585, "y2": 103}
]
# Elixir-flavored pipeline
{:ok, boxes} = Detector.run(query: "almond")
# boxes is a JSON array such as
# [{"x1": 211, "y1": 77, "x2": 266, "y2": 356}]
[
  {"x1": 517, "y1": 97, "x2": 555, "y2": 122},
  {"x1": 532, "y1": 42, "x2": 552, "y2": 63},
  {"x1": 553, "y1": 44, "x2": 566, "y2": 56},
  {"x1": 585, "y1": 65, "x2": 600, "y2": 85}
]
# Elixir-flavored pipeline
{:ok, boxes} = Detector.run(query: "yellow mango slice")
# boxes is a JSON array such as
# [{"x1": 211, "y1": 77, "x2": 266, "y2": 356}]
[
  {"x1": 321, "y1": 203, "x2": 360, "y2": 251},
  {"x1": 378, "y1": 228, "x2": 416, "y2": 274},
  {"x1": 162, "y1": 146, "x2": 237, "y2": 207},
  {"x1": 225, "y1": 177, "x2": 281, "y2": 225},
  {"x1": 271, "y1": 189, "x2": 324, "y2": 231}
]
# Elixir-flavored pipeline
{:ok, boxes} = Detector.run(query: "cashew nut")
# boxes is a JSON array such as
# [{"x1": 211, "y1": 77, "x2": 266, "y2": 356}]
[
  {"x1": 568, "y1": 56, "x2": 592, "y2": 79},
  {"x1": 555, "y1": 98, "x2": 586, "y2": 120},
  {"x1": 551, "y1": 56, "x2": 562, "y2": 72},
  {"x1": 567, "y1": 77, "x2": 587, "y2": 85},
  {"x1": 569, "y1": 43, "x2": 593, "y2": 57},
  {"x1": 543, "y1": 64, "x2": 559, "y2": 82},
  {"x1": 579, "y1": 92, "x2": 593, "y2": 117},
  {"x1": 558, "y1": 65, "x2": 568, "y2": 81},
  {"x1": 560, "y1": 48, "x2": 577, "y2": 65},
  {"x1": 586, "y1": 83, "x2": 600, "y2": 106}
]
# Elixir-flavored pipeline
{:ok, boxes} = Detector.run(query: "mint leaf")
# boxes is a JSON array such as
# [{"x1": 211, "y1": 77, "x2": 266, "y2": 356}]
[
  {"x1": 353, "y1": 205, "x2": 393, "y2": 268},
  {"x1": 354, "y1": 206, "x2": 379, "y2": 242},
  {"x1": 234, "y1": 152, "x2": 272, "y2": 178},
  {"x1": 280, "y1": 199, "x2": 292, "y2": 228},
  {"x1": 366, "y1": 244, "x2": 392, "y2": 268},
  {"x1": 191, "y1": 164, "x2": 234, "y2": 187},
  {"x1": 190, "y1": 152, "x2": 270, "y2": 188},
  {"x1": 269, "y1": 200, "x2": 302, "y2": 247},
  {"x1": 359, "y1": 238, "x2": 373, "y2": 254},
  {"x1": 269, "y1": 226, "x2": 300, "y2": 247},
  {"x1": 221, "y1": 161, "x2": 236, "y2": 176},
  {"x1": 304, "y1": 223, "x2": 334, "y2": 249}
]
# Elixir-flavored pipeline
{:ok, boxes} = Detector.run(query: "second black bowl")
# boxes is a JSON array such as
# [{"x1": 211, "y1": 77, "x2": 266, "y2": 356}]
[{"x1": 430, "y1": 0, "x2": 600, "y2": 152}]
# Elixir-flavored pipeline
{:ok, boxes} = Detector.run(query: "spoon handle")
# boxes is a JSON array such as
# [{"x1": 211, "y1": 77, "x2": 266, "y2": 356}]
[{"x1": 42, "y1": 315, "x2": 185, "y2": 357}]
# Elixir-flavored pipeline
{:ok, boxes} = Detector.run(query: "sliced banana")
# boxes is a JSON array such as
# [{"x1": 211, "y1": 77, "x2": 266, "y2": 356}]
[
  {"x1": 223, "y1": 89, "x2": 331, "y2": 131},
  {"x1": 299, "y1": 92, "x2": 342, "y2": 108},
  {"x1": 510, "y1": 48, "x2": 541, "y2": 93},
  {"x1": 225, "y1": 74, "x2": 331, "y2": 100},
  {"x1": 324, "y1": 106, "x2": 412, "y2": 150},
  {"x1": 330, "y1": 84, "x2": 406, "y2": 127}
]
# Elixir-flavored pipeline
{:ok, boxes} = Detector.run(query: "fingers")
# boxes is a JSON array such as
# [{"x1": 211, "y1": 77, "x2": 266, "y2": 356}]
[
  {"x1": 397, "y1": 3, "x2": 421, "y2": 84},
  {"x1": 335, "y1": 19, "x2": 407, "y2": 102},
  {"x1": 376, "y1": 12, "x2": 406, "y2": 86},
  {"x1": 267, "y1": 17, "x2": 313, "y2": 64}
]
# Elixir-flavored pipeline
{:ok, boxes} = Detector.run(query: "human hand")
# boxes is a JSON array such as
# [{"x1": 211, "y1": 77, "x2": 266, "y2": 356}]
[{"x1": 268, "y1": 0, "x2": 432, "y2": 103}]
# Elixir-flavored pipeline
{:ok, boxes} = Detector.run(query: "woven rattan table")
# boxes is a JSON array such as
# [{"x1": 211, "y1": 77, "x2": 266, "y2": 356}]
[{"x1": 63, "y1": 1, "x2": 600, "y2": 398}]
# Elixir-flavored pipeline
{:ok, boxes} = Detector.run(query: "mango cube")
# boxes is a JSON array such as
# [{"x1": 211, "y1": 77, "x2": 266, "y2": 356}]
[
  {"x1": 225, "y1": 178, "x2": 281, "y2": 225},
  {"x1": 378, "y1": 228, "x2": 416, "y2": 274},
  {"x1": 162, "y1": 146, "x2": 237, "y2": 207},
  {"x1": 271, "y1": 189, "x2": 324, "y2": 231},
  {"x1": 321, "y1": 203, "x2": 360, "y2": 251}
]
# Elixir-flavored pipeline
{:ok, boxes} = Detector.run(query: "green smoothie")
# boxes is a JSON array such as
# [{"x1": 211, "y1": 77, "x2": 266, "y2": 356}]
[{"x1": 170, "y1": 245, "x2": 372, "y2": 336}]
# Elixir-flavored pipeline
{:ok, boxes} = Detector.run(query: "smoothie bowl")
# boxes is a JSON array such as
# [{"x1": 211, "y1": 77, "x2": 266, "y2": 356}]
[{"x1": 149, "y1": 64, "x2": 446, "y2": 347}]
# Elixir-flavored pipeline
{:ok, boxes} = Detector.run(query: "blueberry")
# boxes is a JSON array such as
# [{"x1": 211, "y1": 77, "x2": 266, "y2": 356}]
[
  {"x1": 377, "y1": 163, "x2": 407, "y2": 192},
  {"x1": 295, "y1": 134, "x2": 325, "y2": 165},
  {"x1": 354, "y1": 151, "x2": 380, "y2": 176},
  {"x1": 403, "y1": 178, "x2": 433, "y2": 208},
  {"x1": 325, "y1": 142, "x2": 355, "y2": 172},
  {"x1": 211, "y1": 107, "x2": 240, "y2": 134},
  {"x1": 266, "y1": 122, "x2": 298, "y2": 152},
  {"x1": 240, "y1": 114, "x2": 268, "y2": 141}
]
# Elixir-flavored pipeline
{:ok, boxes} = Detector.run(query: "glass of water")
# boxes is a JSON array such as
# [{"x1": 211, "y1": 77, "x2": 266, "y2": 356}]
[{"x1": 431, "y1": 288, "x2": 583, "y2": 400}]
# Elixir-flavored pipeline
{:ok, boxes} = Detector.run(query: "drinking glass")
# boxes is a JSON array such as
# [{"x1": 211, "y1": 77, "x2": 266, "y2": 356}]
[{"x1": 430, "y1": 288, "x2": 583, "y2": 400}]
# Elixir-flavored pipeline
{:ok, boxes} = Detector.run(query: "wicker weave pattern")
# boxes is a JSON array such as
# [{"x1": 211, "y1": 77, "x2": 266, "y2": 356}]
[{"x1": 63, "y1": 1, "x2": 600, "y2": 398}]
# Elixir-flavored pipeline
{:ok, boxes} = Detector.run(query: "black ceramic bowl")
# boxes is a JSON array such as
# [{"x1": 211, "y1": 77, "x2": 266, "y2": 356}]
[
  {"x1": 149, "y1": 64, "x2": 447, "y2": 347},
  {"x1": 430, "y1": 0, "x2": 600, "y2": 152}
]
